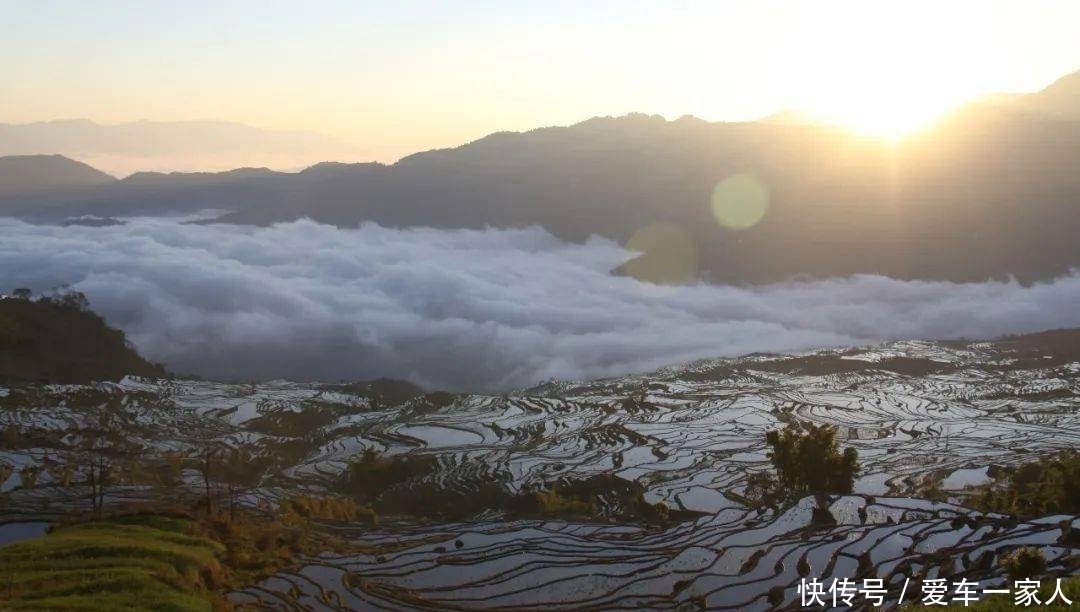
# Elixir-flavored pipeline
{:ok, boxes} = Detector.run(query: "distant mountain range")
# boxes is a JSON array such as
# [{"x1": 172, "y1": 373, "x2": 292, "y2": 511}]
[
  {"x1": 0, "y1": 119, "x2": 365, "y2": 176},
  {"x1": 2, "y1": 70, "x2": 1078, "y2": 285}
]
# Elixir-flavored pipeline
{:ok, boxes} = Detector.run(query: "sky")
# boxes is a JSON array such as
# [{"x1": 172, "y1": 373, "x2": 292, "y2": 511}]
[{"x1": 2, "y1": 0, "x2": 1080, "y2": 161}]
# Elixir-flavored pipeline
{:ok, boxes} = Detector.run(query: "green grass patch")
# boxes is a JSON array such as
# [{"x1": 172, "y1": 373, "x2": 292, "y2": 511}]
[{"x1": 0, "y1": 516, "x2": 227, "y2": 612}]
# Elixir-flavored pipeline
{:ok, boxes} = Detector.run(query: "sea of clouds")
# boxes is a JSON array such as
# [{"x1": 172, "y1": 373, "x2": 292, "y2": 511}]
[{"x1": 2, "y1": 216, "x2": 1078, "y2": 390}]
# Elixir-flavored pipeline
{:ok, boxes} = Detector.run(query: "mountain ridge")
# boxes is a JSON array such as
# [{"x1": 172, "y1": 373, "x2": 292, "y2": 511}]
[
  {"x1": 0, "y1": 118, "x2": 364, "y2": 176},
  {"x1": 1, "y1": 68, "x2": 1078, "y2": 285}
]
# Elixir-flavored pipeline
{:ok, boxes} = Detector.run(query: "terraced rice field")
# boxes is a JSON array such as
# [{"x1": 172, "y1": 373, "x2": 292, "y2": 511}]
[{"x1": 2, "y1": 333, "x2": 1078, "y2": 609}]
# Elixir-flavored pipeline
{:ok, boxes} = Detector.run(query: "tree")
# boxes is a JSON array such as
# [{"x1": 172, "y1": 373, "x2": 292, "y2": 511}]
[
  {"x1": 0, "y1": 463, "x2": 11, "y2": 495},
  {"x1": 1, "y1": 424, "x2": 23, "y2": 449},
  {"x1": 747, "y1": 422, "x2": 859, "y2": 506},
  {"x1": 185, "y1": 414, "x2": 240, "y2": 517},
  {"x1": 155, "y1": 450, "x2": 187, "y2": 489},
  {"x1": 55, "y1": 290, "x2": 90, "y2": 311},
  {"x1": 70, "y1": 410, "x2": 144, "y2": 518},
  {"x1": 977, "y1": 450, "x2": 1080, "y2": 516},
  {"x1": 220, "y1": 446, "x2": 270, "y2": 521},
  {"x1": 197, "y1": 443, "x2": 220, "y2": 516},
  {"x1": 43, "y1": 454, "x2": 74, "y2": 487},
  {"x1": 38, "y1": 287, "x2": 89, "y2": 311},
  {"x1": 18, "y1": 465, "x2": 41, "y2": 489},
  {"x1": 11, "y1": 288, "x2": 31, "y2": 300}
]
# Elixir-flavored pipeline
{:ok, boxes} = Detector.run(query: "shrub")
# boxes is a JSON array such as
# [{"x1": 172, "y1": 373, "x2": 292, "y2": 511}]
[
  {"x1": 532, "y1": 486, "x2": 595, "y2": 516},
  {"x1": 1001, "y1": 547, "x2": 1047, "y2": 583},
  {"x1": 748, "y1": 422, "x2": 859, "y2": 506},
  {"x1": 281, "y1": 493, "x2": 377, "y2": 525},
  {"x1": 976, "y1": 450, "x2": 1080, "y2": 517},
  {"x1": 342, "y1": 448, "x2": 438, "y2": 503}
]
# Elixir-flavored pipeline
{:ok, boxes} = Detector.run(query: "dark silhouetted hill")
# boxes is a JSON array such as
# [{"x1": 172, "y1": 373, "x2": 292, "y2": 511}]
[
  {"x1": 0, "y1": 154, "x2": 116, "y2": 201},
  {"x1": 0, "y1": 292, "x2": 166, "y2": 384},
  {"x1": 0, "y1": 161, "x2": 289, "y2": 217},
  {"x1": 330, "y1": 378, "x2": 427, "y2": 407},
  {"x1": 993, "y1": 327, "x2": 1080, "y2": 368},
  {"x1": 219, "y1": 100, "x2": 1080, "y2": 285}
]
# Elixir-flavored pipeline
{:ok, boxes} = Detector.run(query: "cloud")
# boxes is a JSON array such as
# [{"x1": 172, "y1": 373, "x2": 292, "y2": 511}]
[{"x1": 2, "y1": 217, "x2": 1078, "y2": 390}]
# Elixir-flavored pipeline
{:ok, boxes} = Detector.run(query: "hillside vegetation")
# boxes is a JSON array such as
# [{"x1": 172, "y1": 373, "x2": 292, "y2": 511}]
[
  {"x1": 975, "y1": 450, "x2": 1080, "y2": 517},
  {"x1": 0, "y1": 291, "x2": 165, "y2": 384}
]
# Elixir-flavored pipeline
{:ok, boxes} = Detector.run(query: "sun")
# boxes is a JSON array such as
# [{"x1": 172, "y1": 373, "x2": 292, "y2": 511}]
[
  {"x1": 784, "y1": 5, "x2": 979, "y2": 142},
  {"x1": 813, "y1": 92, "x2": 957, "y2": 140},
  {"x1": 795, "y1": 62, "x2": 969, "y2": 141}
]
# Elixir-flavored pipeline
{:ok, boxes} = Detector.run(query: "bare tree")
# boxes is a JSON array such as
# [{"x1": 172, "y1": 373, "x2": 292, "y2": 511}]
[
  {"x1": 220, "y1": 446, "x2": 270, "y2": 521},
  {"x1": 71, "y1": 411, "x2": 143, "y2": 518}
]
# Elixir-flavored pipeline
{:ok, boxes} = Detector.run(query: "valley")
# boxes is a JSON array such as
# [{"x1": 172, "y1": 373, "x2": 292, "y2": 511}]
[{"x1": 2, "y1": 332, "x2": 1077, "y2": 609}]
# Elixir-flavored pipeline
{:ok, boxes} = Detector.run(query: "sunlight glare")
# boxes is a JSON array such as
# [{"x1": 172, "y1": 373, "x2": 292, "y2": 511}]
[
  {"x1": 788, "y1": 4, "x2": 977, "y2": 140},
  {"x1": 806, "y1": 82, "x2": 966, "y2": 140}
]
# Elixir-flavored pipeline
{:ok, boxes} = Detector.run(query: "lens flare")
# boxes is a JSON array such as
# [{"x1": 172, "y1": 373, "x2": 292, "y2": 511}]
[
  {"x1": 619, "y1": 223, "x2": 698, "y2": 285},
  {"x1": 710, "y1": 173, "x2": 769, "y2": 230}
]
